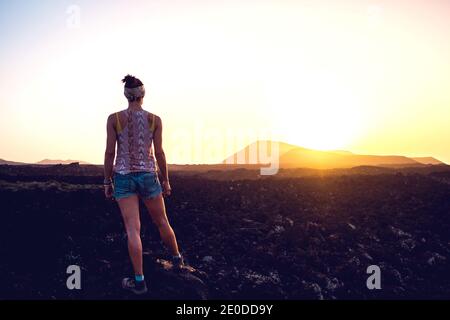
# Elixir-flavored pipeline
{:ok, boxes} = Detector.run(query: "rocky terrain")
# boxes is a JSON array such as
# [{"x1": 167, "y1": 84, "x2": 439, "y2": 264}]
[{"x1": 0, "y1": 164, "x2": 450, "y2": 299}]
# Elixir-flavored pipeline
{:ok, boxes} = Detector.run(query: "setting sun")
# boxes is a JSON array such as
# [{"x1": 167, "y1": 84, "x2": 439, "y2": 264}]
[{"x1": 265, "y1": 70, "x2": 365, "y2": 151}]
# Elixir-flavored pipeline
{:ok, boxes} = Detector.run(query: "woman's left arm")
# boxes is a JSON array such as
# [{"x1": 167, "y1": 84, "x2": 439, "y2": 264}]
[{"x1": 104, "y1": 114, "x2": 116, "y2": 197}]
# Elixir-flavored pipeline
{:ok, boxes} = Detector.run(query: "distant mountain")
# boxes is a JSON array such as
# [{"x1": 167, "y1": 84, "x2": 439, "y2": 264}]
[
  {"x1": 223, "y1": 141, "x2": 298, "y2": 164},
  {"x1": 223, "y1": 141, "x2": 444, "y2": 169},
  {"x1": 411, "y1": 157, "x2": 443, "y2": 165},
  {"x1": 329, "y1": 150, "x2": 354, "y2": 156},
  {"x1": 0, "y1": 158, "x2": 29, "y2": 165},
  {"x1": 36, "y1": 159, "x2": 91, "y2": 165}
]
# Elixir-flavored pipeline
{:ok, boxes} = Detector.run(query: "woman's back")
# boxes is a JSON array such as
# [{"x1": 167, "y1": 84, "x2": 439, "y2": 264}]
[{"x1": 114, "y1": 108, "x2": 157, "y2": 174}]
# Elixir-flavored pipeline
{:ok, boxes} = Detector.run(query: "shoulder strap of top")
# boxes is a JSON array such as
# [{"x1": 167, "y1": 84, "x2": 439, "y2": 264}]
[
  {"x1": 148, "y1": 113, "x2": 156, "y2": 132},
  {"x1": 115, "y1": 112, "x2": 122, "y2": 133}
]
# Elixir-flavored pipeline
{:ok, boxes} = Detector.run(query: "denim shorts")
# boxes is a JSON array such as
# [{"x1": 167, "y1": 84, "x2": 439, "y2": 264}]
[{"x1": 113, "y1": 171, "x2": 162, "y2": 200}]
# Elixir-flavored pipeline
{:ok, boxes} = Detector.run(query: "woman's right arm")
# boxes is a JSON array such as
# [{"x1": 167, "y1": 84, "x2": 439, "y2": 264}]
[{"x1": 153, "y1": 115, "x2": 171, "y2": 196}]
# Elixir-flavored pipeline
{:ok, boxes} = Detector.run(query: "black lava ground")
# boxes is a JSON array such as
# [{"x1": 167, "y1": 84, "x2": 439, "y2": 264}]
[{"x1": 1, "y1": 168, "x2": 450, "y2": 299}]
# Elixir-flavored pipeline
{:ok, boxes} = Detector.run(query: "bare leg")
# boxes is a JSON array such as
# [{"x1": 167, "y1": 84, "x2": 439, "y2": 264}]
[
  {"x1": 117, "y1": 195, "x2": 143, "y2": 275},
  {"x1": 143, "y1": 194, "x2": 180, "y2": 256}
]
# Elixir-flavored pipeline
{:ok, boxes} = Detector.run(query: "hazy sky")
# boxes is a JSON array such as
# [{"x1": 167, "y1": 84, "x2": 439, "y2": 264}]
[{"x1": 1, "y1": 0, "x2": 449, "y2": 164}]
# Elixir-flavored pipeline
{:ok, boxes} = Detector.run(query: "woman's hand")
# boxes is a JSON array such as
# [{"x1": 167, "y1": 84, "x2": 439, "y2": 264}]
[
  {"x1": 162, "y1": 180, "x2": 172, "y2": 197},
  {"x1": 104, "y1": 184, "x2": 114, "y2": 199}
]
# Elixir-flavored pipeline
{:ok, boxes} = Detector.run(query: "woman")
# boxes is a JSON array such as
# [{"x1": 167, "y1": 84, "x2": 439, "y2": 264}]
[{"x1": 103, "y1": 75, "x2": 183, "y2": 295}]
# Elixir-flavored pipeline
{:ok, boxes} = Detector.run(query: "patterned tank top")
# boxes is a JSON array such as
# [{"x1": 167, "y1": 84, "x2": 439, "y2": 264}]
[{"x1": 113, "y1": 109, "x2": 157, "y2": 174}]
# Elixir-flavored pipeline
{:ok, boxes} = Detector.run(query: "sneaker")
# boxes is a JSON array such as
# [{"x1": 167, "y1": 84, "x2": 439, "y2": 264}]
[
  {"x1": 122, "y1": 277, "x2": 148, "y2": 295},
  {"x1": 171, "y1": 254, "x2": 185, "y2": 269}
]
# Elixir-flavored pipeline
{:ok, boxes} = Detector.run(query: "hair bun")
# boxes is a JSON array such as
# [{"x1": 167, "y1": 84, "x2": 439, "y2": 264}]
[
  {"x1": 122, "y1": 74, "x2": 135, "y2": 86},
  {"x1": 122, "y1": 74, "x2": 143, "y2": 88}
]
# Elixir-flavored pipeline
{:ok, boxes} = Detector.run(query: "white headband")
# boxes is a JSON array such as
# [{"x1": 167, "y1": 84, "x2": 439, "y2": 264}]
[{"x1": 124, "y1": 85, "x2": 145, "y2": 100}]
